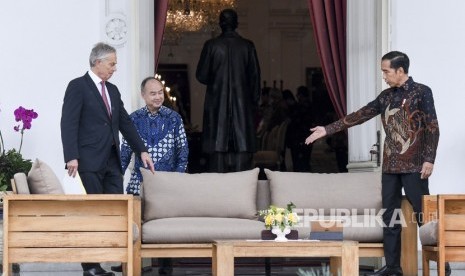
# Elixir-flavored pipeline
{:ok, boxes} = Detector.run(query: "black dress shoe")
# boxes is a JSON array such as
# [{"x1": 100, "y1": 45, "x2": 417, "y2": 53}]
[
  {"x1": 83, "y1": 267, "x2": 115, "y2": 276},
  {"x1": 110, "y1": 264, "x2": 122, "y2": 272},
  {"x1": 158, "y1": 257, "x2": 173, "y2": 275},
  {"x1": 158, "y1": 267, "x2": 173, "y2": 275},
  {"x1": 445, "y1": 262, "x2": 452, "y2": 276},
  {"x1": 364, "y1": 265, "x2": 403, "y2": 276}
]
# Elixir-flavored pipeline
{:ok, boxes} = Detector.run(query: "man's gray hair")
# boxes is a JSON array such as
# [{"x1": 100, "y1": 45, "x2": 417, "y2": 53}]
[{"x1": 89, "y1": 42, "x2": 116, "y2": 67}]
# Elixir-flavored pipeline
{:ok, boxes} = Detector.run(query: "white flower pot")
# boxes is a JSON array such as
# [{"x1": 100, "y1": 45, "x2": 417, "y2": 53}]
[{"x1": 271, "y1": 226, "x2": 291, "y2": 242}]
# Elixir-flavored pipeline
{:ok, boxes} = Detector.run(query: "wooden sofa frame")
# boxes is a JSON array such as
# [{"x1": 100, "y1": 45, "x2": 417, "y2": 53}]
[
  {"x1": 3, "y1": 194, "x2": 135, "y2": 276},
  {"x1": 6, "y1": 178, "x2": 418, "y2": 275},
  {"x1": 133, "y1": 197, "x2": 418, "y2": 276},
  {"x1": 422, "y1": 194, "x2": 465, "y2": 276}
]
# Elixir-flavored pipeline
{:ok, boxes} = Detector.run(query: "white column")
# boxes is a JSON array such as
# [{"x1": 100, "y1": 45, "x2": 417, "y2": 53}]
[
  {"x1": 100, "y1": 0, "x2": 132, "y2": 107},
  {"x1": 133, "y1": 0, "x2": 155, "y2": 110},
  {"x1": 101, "y1": 0, "x2": 154, "y2": 111},
  {"x1": 345, "y1": 0, "x2": 386, "y2": 172}
]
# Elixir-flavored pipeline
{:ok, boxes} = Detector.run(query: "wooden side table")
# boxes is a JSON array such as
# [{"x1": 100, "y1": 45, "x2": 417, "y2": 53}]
[{"x1": 212, "y1": 240, "x2": 359, "y2": 276}]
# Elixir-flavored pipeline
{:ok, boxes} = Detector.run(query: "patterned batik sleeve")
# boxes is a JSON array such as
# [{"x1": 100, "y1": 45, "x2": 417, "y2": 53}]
[
  {"x1": 324, "y1": 97, "x2": 382, "y2": 136},
  {"x1": 421, "y1": 88, "x2": 440, "y2": 163},
  {"x1": 120, "y1": 137, "x2": 133, "y2": 173},
  {"x1": 174, "y1": 118, "x2": 189, "y2": 172}
]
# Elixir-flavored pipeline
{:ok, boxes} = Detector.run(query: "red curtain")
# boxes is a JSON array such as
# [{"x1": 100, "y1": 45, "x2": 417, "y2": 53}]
[
  {"x1": 155, "y1": 0, "x2": 168, "y2": 71},
  {"x1": 307, "y1": 0, "x2": 347, "y2": 118}
]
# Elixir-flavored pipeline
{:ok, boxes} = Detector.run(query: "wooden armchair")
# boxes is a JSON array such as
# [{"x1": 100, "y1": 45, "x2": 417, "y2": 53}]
[
  {"x1": 421, "y1": 195, "x2": 465, "y2": 276},
  {"x1": 2, "y1": 194, "x2": 136, "y2": 276}
]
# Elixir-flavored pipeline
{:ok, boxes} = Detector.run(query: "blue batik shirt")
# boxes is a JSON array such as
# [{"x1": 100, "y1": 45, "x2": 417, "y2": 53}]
[{"x1": 121, "y1": 105, "x2": 189, "y2": 195}]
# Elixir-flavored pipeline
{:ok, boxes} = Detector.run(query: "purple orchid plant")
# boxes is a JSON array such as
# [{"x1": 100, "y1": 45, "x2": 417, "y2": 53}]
[
  {"x1": 13, "y1": 106, "x2": 38, "y2": 153},
  {"x1": 0, "y1": 106, "x2": 38, "y2": 155},
  {"x1": 0, "y1": 106, "x2": 38, "y2": 191}
]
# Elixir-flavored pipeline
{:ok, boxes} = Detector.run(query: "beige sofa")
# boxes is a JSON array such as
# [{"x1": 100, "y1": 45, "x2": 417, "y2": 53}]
[{"x1": 134, "y1": 168, "x2": 418, "y2": 276}]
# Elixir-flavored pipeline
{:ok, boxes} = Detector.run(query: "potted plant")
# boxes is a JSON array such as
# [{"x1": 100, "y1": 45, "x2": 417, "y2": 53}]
[
  {"x1": 258, "y1": 202, "x2": 299, "y2": 241},
  {"x1": 0, "y1": 106, "x2": 38, "y2": 191}
]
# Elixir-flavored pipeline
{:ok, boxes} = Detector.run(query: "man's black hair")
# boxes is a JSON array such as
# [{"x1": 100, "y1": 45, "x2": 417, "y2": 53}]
[
  {"x1": 140, "y1": 76, "x2": 159, "y2": 91},
  {"x1": 382, "y1": 51, "x2": 410, "y2": 74}
]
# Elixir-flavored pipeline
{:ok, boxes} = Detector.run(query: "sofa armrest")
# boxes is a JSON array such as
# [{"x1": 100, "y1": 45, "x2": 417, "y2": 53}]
[
  {"x1": 132, "y1": 196, "x2": 142, "y2": 276},
  {"x1": 400, "y1": 196, "x2": 418, "y2": 276},
  {"x1": 422, "y1": 195, "x2": 438, "y2": 224},
  {"x1": 3, "y1": 194, "x2": 134, "y2": 275}
]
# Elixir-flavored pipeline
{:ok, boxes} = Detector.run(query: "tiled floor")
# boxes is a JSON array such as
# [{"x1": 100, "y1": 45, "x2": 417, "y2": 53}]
[{"x1": 6, "y1": 259, "x2": 465, "y2": 276}]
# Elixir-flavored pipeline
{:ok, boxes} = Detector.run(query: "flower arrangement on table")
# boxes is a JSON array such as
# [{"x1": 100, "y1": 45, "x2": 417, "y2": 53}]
[
  {"x1": 0, "y1": 106, "x2": 38, "y2": 191},
  {"x1": 258, "y1": 202, "x2": 299, "y2": 232}
]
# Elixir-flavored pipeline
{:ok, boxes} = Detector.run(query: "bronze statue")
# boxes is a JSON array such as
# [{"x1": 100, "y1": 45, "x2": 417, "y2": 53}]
[{"x1": 196, "y1": 9, "x2": 261, "y2": 172}]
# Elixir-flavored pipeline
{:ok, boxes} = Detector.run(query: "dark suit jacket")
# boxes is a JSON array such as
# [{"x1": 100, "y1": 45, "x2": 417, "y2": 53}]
[{"x1": 61, "y1": 72, "x2": 146, "y2": 173}]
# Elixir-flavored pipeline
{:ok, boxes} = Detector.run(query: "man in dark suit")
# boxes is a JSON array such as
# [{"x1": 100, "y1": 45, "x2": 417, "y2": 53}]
[{"x1": 61, "y1": 42, "x2": 154, "y2": 276}]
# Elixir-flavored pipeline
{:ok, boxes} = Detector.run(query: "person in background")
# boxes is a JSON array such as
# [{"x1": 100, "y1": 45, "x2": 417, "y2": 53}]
[
  {"x1": 311, "y1": 72, "x2": 332, "y2": 126},
  {"x1": 257, "y1": 88, "x2": 288, "y2": 135},
  {"x1": 256, "y1": 87, "x2": 270, "y2": 131},
  {"x1": 61, "y1": 42, "x2": 154, "y2": 276},
  {"x1": 286, "y1": 86, "x2": 314, "y2": 172},
  {"x1": 282, "y1": 89, "x2": 297, "y2": 111},
  {"x1": 196, "y1": 8, "x2": 261, "y2": 173},
  {"x1": 305, "y1": 51, "x2": 444, "y2": 276},
  {"x1": 117, "y1": 76, "x2": 188, "y2": 275}
]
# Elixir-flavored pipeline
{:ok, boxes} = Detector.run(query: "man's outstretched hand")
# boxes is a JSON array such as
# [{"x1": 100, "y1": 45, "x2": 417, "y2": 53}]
[{"x1": 305, "y1": 126, "x2": 327, "y2": 145}]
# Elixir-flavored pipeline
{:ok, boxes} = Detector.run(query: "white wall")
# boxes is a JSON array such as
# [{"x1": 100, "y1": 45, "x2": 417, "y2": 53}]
[
  {"x1": 0, "y1": 0, "x2": 147, "y2": 179},
  {"x1": 0, "y1": 0, "x2": 101, "y2": 176},
  {"x1": 390, "y1": 0, "x2": 465, "y2": 194}
]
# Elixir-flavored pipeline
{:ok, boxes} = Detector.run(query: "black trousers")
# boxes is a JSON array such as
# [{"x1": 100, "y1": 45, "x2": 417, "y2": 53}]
[
  {"x1": 79, "y1": 146, "x2": 123, "y2": 194},
  {"x1": 381, "y1": 173, "x2": 429, "y2": 268},
  {"x1": 208, "y1": 152, "x2": 253, "y2": 173},
  {"x1": 79, "y1": 146, "x2": 123, "y2": 271}
]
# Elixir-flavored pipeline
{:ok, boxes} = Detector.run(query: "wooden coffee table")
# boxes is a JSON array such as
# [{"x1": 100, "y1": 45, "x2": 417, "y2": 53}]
[{"x1": 212, "y1": 240, "x2": 358, "y2": 276}]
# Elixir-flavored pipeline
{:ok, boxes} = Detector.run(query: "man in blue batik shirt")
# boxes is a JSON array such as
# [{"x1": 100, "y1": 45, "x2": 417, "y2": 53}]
[
  {"x1": 120, "y1": 76, "x2": 188, "y2": 195},
  {"x1": 117, "y1": 76, "x2": 188, "y2": 274}
]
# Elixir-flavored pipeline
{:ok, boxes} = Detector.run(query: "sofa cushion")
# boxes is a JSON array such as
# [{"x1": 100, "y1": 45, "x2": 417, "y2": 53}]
[
  {"x1": 264, "y1": 170, "x2": 382, "y2": 215},
  {"x1": 142, "y1": 217, "x2": 264, "y2": 243},
  {"x1": 27, "y1": 159, "x2": 64, "y2": 194},
  {"x1": 419, "y1": 220, "x2": 438, "y2": 246},
  {"x1": 141, "y1": 168, "x2": 259, "y2": 221},
  {"x1": 13, "y1": 173, "x2": 30, "y2": 194}
]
